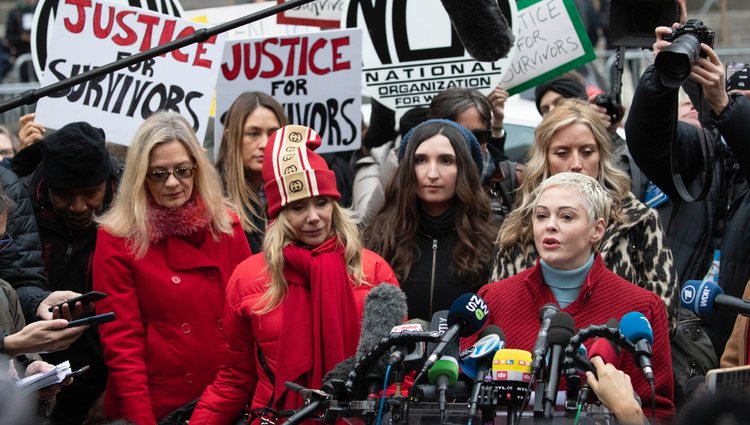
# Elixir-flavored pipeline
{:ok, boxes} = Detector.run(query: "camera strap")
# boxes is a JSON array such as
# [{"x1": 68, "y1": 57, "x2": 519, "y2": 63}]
[{"x1": 670, "y1": 93, "x2": 714, "y2": 202}]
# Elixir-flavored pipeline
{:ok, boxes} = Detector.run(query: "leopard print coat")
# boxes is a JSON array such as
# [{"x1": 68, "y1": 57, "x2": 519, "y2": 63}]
[{"x1": 489, "y1": 192, "x2": 679, "y2": 331}]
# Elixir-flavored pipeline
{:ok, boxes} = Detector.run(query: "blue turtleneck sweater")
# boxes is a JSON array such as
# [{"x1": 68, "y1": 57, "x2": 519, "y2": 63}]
[{"x1": 540, "y1": 253, "x2": 595, "y2": 308}]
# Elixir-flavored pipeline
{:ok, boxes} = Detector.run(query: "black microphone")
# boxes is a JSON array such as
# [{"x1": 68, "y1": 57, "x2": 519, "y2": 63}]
[
  {"x1": 543, "y1": 312, "x2": 575, "y2": 418},
  {"x1": 530, "y1": 304, "x2": 561, "y2": 377},
  {"x1": 323, "y1": 283, "x2": 407, "y2": 397},
  {"x1": 388, "y1": 318, "x2": 430, "y2": 369},
  {"x1": 418, "y1": 293, "x2": 489, "y2": 377},
  {"x1": 464, "y1": 325, "x2": 506, "y2": 423},
  {"x1": 440, "y1": 0, "x2": 515, "y2": 62}
]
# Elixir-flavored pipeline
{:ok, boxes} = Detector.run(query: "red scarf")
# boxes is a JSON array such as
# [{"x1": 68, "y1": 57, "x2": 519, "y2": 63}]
[
  {"x1": 274, "y1": 236, "x2": 361, "y2": 411},
  {"x1": 146, "y1": 195, "x2": 211, "y2": 243}
]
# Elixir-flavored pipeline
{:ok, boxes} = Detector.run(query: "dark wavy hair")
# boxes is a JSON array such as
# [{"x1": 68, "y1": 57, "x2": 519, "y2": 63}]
[{"x1": 364, "y1": 121, "x2": 496, "y2": 285}]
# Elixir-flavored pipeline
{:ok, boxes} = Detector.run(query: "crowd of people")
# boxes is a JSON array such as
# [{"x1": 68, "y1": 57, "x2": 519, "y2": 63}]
[{"x1": 0, "y1": 3, "x2": 748, "y2": 425}]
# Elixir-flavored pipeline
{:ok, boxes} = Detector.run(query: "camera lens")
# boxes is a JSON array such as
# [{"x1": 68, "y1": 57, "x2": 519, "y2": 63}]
[{"x1": 655, "y1": 33, "x2": 702, "y2": 87}]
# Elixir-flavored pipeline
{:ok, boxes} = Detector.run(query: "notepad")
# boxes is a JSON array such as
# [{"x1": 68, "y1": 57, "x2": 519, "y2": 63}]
[{"x1": 15, "y1": 361, "x2": 71, "y2": 394}]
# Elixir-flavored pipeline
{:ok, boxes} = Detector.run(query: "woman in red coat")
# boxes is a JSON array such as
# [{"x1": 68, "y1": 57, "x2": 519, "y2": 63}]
[
  {"x1": 190, "y1": 125, "x2": 399, "y2": 424},
  {"x1": 93, "y1": 112, "x2": 252, "y2": 424}
]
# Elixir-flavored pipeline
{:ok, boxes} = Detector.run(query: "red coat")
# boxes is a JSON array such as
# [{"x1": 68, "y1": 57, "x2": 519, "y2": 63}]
[
  {"x1": 93, "y1": 219, "x2": 251, "y2": 425},
  {"x1": 190, "y1": 249, "x2": 399, "y2": 424},
  {"x1": 475, "y1": 255, "x2": 675, "y2": 421}
]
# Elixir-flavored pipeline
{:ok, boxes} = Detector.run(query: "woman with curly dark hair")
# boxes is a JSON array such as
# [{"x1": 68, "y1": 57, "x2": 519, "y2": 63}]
[{"x1": 364, "y1": 119, "x2": 497, "y2": 320}]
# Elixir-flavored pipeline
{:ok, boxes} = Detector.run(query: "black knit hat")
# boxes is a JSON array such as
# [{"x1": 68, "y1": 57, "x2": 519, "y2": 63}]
[
  {"x1": 534, "y1": 77, "x2": 587, "y2": 114},
  {"x1": 41, "y1": 122, "x2": 111, "y2": 189}
]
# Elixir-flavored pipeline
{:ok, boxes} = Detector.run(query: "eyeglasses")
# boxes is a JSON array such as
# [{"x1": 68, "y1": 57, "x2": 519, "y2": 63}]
[
  {"x1": 471, "y1": 129, "x2": 493, "y2": 145},
  {"x1": 146, "y1": 165, "x2": 196, "y2": 183},
  {"x1": 0, "y1": 234, "x2": 13, "y2": 252}
]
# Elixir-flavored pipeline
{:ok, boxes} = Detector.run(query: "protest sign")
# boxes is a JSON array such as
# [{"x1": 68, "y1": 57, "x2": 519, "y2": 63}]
[
  {"x1": 214, "y1": 28, "x2": 362, "y2": 156},
  {"x1": 503, "y1": 0, "x2": 596, "y2": 95},
  {"x1": 183, "y1": 1, "x2": 317, "y2": 40},
  {"x1": 342, "y1": 0, "x2": 519, "y2": 115},
  {"x1": 32, "y1": 0, "x2": 184, "y2": 81},
  {"x1": 276, "y1": 0, "x2": 344, "y2": 28},
  {"x1": 34, "y1": 0, "x2": 225, "y2": 146}
]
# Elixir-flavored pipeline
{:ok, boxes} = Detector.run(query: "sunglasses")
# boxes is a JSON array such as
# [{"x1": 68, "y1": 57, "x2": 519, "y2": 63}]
[
  {"x1": 471, "y1": 129, "x2": 493, "y2": 145},
  {"x1": 0, "y1": 234, "x2": 13, "y2": 252},
  {"x1": 146, "y1": 165, "x2": 196, "y2": 183}
]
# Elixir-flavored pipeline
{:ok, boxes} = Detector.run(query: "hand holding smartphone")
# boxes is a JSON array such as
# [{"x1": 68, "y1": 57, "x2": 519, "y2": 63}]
[
  {"x1": 48, "y1": 291, "x2": 107, "y2": 313},
  {"x1": 65, "y1": 312, "x2": 116, "y2": 328}
]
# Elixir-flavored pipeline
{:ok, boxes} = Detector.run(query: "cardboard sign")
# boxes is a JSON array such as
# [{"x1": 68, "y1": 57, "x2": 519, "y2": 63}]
[
  {"x1": 183, "y1": 1, "x2": 317, "y2": 40},
  {"x1": 342, "y1": 0, "x2": 519, "y2": 115},
  {"x1": 276, "y1": 0, "x2": 344, "y2": 28},
  {"x1": 214, "y1": 28, "x2": 362, "y2": 156},
  {"x1": 34, "y1": 0, "x2": 225, "y2": 146},
  {"x1": 503, "y1": 0, "x2": 596, "y2": 95}
]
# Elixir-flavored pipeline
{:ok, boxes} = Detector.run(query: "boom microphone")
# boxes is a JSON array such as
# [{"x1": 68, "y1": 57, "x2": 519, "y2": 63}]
[
  {"x1": 324, "y1": 283, "x2": 407, "y2": 396},
  {"x1": 620, "y1": 312, "x2": 655, "y2": 386},
  {"x1": 419, "y1": 293, "x2": 489, "y2": 376},
  {"x1": 681, "y1": 280, "x2": 750, "y2": 316},
  {"x1": 440, "y1": 0, "x2": 515, "y2": 62}
]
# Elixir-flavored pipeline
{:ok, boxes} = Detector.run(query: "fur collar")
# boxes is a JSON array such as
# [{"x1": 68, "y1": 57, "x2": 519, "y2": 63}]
[{"x1": 147, "y1": 195, "x2": 211, "y2": 243}]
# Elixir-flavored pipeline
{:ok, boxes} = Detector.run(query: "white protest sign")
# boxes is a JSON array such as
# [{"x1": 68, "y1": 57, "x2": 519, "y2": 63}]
[
  {"x1": 503, "y1": 0, "x2": 595, "y2": 95},
  {"x1": 276, "y1": 0, "x2": 345, "y2": 28},
  {"x1": 214, "y1": 28, "x2": 362, "y2": 156},
  {"x1": 35, "y1": 0, "x2": 226, "y2": 146},
  {"x1": 182, "y1": 1, "x2": 317, "y2": 40},
  {"x1": 342, "y1": 0, "x2": 519, "y2": 115}
]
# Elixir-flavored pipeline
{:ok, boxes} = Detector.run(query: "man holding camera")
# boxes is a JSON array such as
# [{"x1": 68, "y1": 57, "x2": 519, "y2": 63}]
[{"x1": 625, "y1": 22, "x2": 750, "y2": 371}]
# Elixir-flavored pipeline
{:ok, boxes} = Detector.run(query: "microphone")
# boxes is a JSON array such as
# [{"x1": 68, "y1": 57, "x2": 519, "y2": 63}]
[
  {"x1": 543, "y1": 312, "x2": 576, "y2": 418},
  {"x1": 419, "y1": 293, "x2": 489, "y2": 377},
  {"x1": 578, "y1": 321, "x2": 622, "y2": 405},
  {"x1": 681, "y1": 280, "x2": 750, "y2": 316},
  {"x1": 440, "y1": 0, "x2": 515, "y2": 62},
  {"x1": 530, "y1": 304, "x2": 561, "y2": 377},
  {"x1": 463, "y1": 325, "x2": 506, "y2": 422},
  {"x1": 324, "y1": 283, "x2": 407, "y2": 398},
  {"x1": 427, "y1": 334, "x2": 460, "y2": 421},
  {"x1": 491, "y1": 348, "x2": 534, "y2": 418},
  {"x1": 388, "y1": 318, "x2": 429, "y2": 369},
  {"x1": 619, "y1": 312, "x2": 655, "y2": 386}
]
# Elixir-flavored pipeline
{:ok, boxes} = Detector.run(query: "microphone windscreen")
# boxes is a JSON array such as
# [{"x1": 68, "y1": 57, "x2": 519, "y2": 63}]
[
  {"x1": 440, "y1": 0, "x2": 515, "y2": 62},
  {"x1": 428, "y1": 310, "x2": 449, "y2": 355},
  {"x1": 460, "y1": 325, "x2": 505, "y2": 379},
  {"x1": 428, "y1": 356, "x2": 460, "y2": 385},
  {"x1": 547, "y1": 312, "x2": 575, "y2": 345},
  {"x1": 405, "y1": 318, "x2": 430, "y2": 330},
  {"x1": 619, "y1": 312, "x2": 654, "y2": 344},
  {"x1": 356, "y1": 283, "x2": 408, "y2": 357},
  {"x1": 323, "y1": 355, "x2": 356, "y2": 384},
  {"x1": 447, "y1": 293, "x2": 489, "y2": 337},
  {"x1": 681, "y1": 280, "x2": 722, "y2": 315}
]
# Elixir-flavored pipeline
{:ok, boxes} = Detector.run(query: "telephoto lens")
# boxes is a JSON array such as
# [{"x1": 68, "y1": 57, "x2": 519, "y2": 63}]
[{"x1": 655, "y1": 19, "x2": 715, "y2": 88}]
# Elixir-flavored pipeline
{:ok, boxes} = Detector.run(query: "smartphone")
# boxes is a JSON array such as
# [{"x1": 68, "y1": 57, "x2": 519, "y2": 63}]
[
  {"x1": 705, "y1": 364, "x2": 750, "y2": 394},
  {"x1": 726, "y1": 62, "x2": 750, "y2": 91},
  {"x1": 48, "y1": 291, "x2": 108, "y2": 313},
  {"x1": 64, "y1": 365, "x2": 90, "y2": 380},
  {"x1": 65, "y1": 312, "x2": 116, "y2": 328}
]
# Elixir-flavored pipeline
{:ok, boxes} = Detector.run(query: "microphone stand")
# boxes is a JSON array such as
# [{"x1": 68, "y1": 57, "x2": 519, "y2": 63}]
[{"x1": 0, "y1": 0, "x2": 319, "y2": 113}]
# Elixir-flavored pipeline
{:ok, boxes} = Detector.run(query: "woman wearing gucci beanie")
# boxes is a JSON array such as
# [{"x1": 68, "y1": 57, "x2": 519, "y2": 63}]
[
  {"x1": 191, "y1": 125, "x2": 398, "y2": 424},
  {"x1": 93, "y1": 112, "x2": 251, "y2": 425},
  {"x1": 364, "y1": 119, "x2": 497, "y2": 321}
]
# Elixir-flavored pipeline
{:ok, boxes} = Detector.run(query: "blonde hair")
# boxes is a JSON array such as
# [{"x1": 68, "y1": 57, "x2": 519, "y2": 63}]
[
  {"x1": 499, "y1": 99, "x2": 629, "y2": 251},
  {"x1": 98, "y1": 111, "x2": 235, "y2": 258},
  {"x1": 256, "y1": 199, "x2": 365, "y2": 314}
]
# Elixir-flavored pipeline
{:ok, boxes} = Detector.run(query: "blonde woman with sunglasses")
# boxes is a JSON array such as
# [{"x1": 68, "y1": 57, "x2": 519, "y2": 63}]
[{"x1": 92, "y1": 112, "x2": 251, "y2": 425}]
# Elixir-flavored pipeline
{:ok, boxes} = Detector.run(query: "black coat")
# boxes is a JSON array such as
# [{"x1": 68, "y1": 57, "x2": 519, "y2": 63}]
[
  {"x1": 625, "y1": 65, "x2": 750, "y2": 358},
  {"x1": 401, "y1": 207, "x2": 489, "y2": 321},
  {"x1": 20, "y1": 161, "x2": 120, "y2": 424},
  {"x1": 0, "y1": 165, "x2": 49, "y2": 322}
]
